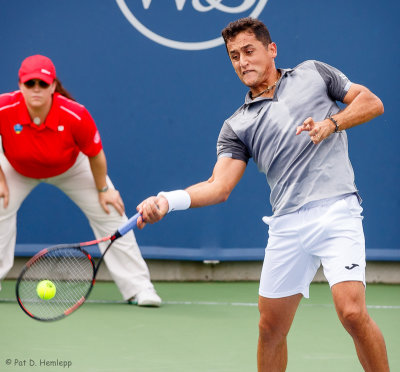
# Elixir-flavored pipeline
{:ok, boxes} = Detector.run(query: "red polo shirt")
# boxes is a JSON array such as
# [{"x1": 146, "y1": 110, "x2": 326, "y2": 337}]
[{"x1": 0, "y1": 91, "x2": 103, "y2": 178}]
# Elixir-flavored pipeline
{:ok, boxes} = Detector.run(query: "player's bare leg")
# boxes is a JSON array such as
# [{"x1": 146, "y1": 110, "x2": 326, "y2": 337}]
[
  {"x1": 332, "y1": 281, "x2": 389, "y2": 372},
  {"x1": 257, "y1": 294, "x2": 302, "y2": 372}
]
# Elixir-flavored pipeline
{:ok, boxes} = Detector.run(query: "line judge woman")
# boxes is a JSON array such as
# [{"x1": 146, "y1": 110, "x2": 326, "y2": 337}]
[{"x1": 0, "y1": 55, "x2": 161, "y2": 307}]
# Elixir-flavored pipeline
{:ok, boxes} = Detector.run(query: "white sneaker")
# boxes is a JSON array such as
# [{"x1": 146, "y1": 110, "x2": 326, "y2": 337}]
[{"x1": 131, "y1": 290, "x2": 162, "y2": 307}]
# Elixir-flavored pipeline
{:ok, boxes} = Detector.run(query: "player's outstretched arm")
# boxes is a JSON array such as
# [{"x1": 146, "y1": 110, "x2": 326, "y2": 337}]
[
  {"x1": 137, "y1": 157, "x2": 246, "y2": 229},
  {"x1": 186, "y1": 157, "x2": 246, "y2": 207}
]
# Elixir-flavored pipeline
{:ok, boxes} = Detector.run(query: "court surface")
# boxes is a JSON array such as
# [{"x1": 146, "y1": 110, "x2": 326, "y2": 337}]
[{"x1": 0, "y1": 280, "x2": 399, "y2": 372}]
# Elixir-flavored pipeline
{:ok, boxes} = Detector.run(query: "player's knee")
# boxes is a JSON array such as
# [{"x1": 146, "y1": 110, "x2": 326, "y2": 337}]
[
  {"x1": 258, "y1": 316, "x2": 287, "y2": 345},
  {"x1": 337, "y1": 304, "x2": 369, "y2": 333}
]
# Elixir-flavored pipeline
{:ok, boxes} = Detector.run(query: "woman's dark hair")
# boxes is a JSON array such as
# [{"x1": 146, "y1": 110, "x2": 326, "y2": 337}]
[
  {"x1": 54, "y1": 78, "x2": 75, "y2": 101},
  {"x1": 221, "y1": 17, "x2": 272, "y2": 48}
]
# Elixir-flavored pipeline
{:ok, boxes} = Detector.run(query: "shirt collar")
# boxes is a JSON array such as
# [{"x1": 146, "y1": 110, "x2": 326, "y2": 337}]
[
  {"x1": 17, "y1": 92, "x2": 60, "y2": 131},
  {"x1": 244, "y1": 68, "x2": 294, "y2": 105}
]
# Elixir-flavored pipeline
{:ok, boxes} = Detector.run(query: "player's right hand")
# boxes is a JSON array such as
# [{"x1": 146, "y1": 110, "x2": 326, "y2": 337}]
[{"x1": 137, "y1": 196, "x2": 169, "y2": 229}]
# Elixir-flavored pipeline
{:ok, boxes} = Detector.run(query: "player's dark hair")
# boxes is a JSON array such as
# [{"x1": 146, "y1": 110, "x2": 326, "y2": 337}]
[
  {"x1": 55, "y1": 78, "x2": 75, "y2": 101},
  {"x1": 221, "y1": 17, "x2": 272, "y2": 50}
]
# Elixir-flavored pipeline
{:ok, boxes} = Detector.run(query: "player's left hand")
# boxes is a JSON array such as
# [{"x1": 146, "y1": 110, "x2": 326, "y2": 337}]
[
  {"x1": 296, "y1": 117, "x2": 335, "y2": 144},
  {"x1": 98, "y1": 188, "x2": 125, "y2": 216}
]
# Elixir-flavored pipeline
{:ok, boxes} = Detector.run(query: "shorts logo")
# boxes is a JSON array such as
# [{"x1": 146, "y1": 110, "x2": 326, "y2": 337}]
[
  {"x1": 345, "y1": 263, "x2": 359, "y2": 270},
  {"x1": 14, "y1": 123, "x2": 23, "y2": 134},
  {"x1": 115, "y1": 0, "x2": 269, "y2": 50}
]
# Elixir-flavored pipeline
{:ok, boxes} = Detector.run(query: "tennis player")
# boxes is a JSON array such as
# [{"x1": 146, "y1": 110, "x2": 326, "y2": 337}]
[
  {"x1": 137, "y1": 18, "x2": 389, "y2": 370},
  {"x1": 0, "y1": 55, "x2": 161, "y2": 307}
]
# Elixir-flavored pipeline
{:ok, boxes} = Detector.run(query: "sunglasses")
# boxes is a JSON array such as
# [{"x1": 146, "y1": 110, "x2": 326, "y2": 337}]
[{"x1": 23, "y1": 79, "x2": 50, "y2": 89}]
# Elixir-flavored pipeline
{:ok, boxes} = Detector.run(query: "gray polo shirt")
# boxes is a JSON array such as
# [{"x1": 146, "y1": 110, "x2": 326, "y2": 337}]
[{"x1": 217, "y1": 60, "x2": 359, "y2": 216}]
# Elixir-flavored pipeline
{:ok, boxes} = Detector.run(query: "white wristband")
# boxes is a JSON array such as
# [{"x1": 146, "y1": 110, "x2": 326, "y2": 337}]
[{"x1": 157, "y1": 190, "x2": 191, "y2": 213}]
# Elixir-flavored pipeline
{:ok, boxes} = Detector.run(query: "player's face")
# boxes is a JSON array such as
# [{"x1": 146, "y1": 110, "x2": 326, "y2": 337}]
[
  {"x1": 227, "y1": 31, "x2": 277, "y2": 90},
  {"x1": 19, "y1": 79, "x2": 56, "y2": 111}
]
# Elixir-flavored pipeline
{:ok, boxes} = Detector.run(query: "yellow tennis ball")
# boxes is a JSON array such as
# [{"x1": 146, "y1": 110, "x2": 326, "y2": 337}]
[{"x1": 36, "y1": 280, "x2": 56, "y2": 300}]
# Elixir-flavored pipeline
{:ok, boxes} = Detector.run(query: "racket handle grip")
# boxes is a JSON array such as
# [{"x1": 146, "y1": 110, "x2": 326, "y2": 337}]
[{"x1": 117, "y1": 212, "x2": 141, "y2": 236}]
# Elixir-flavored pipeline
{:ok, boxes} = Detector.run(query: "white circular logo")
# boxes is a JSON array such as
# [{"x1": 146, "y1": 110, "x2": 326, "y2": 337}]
[{"x1": 115, "y1": 0, "x2": 269, "y2": 51}]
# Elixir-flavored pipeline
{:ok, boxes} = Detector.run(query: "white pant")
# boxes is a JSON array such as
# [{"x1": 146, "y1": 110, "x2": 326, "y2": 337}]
[
  {"x1": 260, "y1": 194, "x2": 366, "y2": 299},
  {"x1": 0, "y1": 152, "x2": 154, "y2": 300}
]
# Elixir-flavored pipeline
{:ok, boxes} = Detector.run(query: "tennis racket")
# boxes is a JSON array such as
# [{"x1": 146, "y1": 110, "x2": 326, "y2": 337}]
[{"x1": 16, "y1": 212, "x2": 141, "y2": 322}]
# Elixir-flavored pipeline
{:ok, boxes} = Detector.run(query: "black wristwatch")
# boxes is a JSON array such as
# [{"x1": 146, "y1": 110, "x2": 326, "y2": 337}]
[{"x1": 327, "y1": 117, "x2": 340, "y2": 133}]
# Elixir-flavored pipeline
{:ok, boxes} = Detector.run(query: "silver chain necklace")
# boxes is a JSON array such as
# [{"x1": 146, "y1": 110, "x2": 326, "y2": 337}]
[{"x1": 252, "y1": 72, "x2": 281, "y2": 99}]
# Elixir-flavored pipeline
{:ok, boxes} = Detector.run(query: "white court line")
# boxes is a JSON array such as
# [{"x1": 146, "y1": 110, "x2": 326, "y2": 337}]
[
  {"x1": 165, "y1": 300, "x2": 257, "y2": 307},
  {"x1": 2, "y1": 298, "x2": 400, "y2": 309},
  {"x1": 163, "y1": 301, "x2": 400, "y2": 310}
]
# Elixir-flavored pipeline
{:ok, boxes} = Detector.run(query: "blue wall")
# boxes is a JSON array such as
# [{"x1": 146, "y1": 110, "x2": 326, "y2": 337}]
[{"x1": 1, "y1": 0, "x2": 399, "y2": 260}]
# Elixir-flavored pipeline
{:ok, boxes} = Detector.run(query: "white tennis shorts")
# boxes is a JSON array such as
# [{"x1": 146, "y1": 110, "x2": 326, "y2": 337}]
[{"x1": 259, "y1": 194, "x2": 366, "y2": 299}]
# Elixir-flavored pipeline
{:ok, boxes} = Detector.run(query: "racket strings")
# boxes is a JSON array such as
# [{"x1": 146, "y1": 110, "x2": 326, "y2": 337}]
[{"x1": 17, "y1": 247, "x2": 95, "y2": 321}]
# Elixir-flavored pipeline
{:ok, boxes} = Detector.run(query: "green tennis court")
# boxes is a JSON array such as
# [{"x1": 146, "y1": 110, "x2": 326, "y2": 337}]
[{"x1": 0, "y1": 280, "x2": 399, "y2": 371}]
